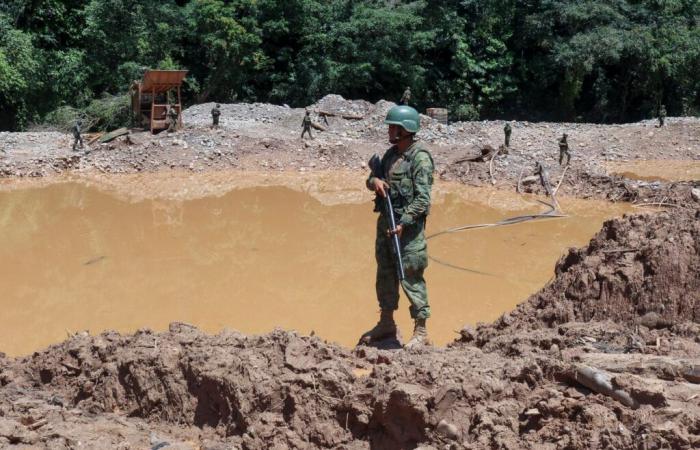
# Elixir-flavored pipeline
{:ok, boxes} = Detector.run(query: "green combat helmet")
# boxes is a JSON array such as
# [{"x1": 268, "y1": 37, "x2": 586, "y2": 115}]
[{"x1": 384, "y1": 105, "x2": 420, "y2": 133}]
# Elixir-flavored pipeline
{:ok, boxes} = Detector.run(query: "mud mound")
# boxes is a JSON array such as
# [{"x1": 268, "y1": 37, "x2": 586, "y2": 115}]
[
  {"x1": 3, "y1": 320, "x2": 700, "y2": 449},
  {"x1": 469, "y1": 208, "x2": 700, "y2": 349}
]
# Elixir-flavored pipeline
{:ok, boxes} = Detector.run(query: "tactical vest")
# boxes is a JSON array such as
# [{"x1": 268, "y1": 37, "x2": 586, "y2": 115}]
[{"x1": 375, "y1": 142, "x2": 434, "y2": 218}]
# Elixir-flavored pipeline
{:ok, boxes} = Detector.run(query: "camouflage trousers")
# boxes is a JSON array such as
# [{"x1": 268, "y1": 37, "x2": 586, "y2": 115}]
[
  {"x1": 374, "y1": 215, "x2": 430, "y2": 319},
  {"x1": 559, "y1": 149, "x2": 571, "y2": 166}
]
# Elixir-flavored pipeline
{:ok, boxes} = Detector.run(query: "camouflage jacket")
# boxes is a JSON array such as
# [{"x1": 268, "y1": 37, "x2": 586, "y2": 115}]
[
  {"x1": 367, "y1": 141, "x2": 434, "y2": 227},
  {"x1": 211, "y1": 108, "x2": 220, "y2": 118}
]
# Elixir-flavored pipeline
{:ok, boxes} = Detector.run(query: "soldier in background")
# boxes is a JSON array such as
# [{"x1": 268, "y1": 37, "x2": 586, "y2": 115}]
[
  {"x1": 301, "y1": 110, "x2": 313, "y2": 139},
  {"x1": 399, "y1": 87, "x2": 411, "y2": 105},
  {"x1": 504, "y1": 122, "x2": 512, "y2": 147},
  {"x1": 211, "y1": 104, "x2": 221, "y2": 128},
  {"x1": 558, "y1": 133, "x2": 570, "y2": 166},
  {"x1": 167, "y1": 105, "x2": 179, "y2": 133},
  {"x1": 658, "y1": 104, "x2": 666, "y2": 127},
  {"x1": 72, "y1": 119, "x2": 84, "y2": 152}
]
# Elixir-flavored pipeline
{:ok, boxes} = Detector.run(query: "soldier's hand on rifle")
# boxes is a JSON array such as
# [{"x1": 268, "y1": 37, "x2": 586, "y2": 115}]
[
  {"x1": 372, "y1": 178, "x2": 390, "y2": 198},
  {"x1": 387, "y1": 224, "x2": 403, "y2": 238}
]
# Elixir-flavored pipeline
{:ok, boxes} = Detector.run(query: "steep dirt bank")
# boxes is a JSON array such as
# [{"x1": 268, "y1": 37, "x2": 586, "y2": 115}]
[
  {"x1": 1, "y1": 95, "x2": 698, "y2": 205},
  {"x1": 1, "y1": 207, "x2": 698, "y2": 449}
]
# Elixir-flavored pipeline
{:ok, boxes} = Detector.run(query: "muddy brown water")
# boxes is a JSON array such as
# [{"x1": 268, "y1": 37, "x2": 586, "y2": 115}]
[
  {"x1": 0, "y1": 171, "x2": 632, "y2": 356},
  {"x1": 605, "y1": 160, "x2": 700, "y2": 182}
]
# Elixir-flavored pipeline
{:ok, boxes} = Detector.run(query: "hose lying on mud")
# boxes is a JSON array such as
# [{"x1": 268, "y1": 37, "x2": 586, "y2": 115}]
[{"x1": 425, "y1": 199, "x2": 567, "y2": 276}]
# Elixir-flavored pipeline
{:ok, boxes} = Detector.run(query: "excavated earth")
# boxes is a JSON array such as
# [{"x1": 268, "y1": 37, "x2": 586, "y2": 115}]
[
  {"x1": 1, "y1": 95, "x2": 699, "y2": 448},
  {"x1": 0, "y1": 207, "x2": 698, "y2": 449}
]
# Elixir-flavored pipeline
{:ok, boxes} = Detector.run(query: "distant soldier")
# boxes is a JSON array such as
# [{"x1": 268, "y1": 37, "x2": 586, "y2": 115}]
[
  {"x1": 399, "y1": 87, "x2": 411, "y2": 105},
  {"x1": 211, "y1": 103, "x2": 221, "y2": 128},
  {"x1": 504, "y1": 122, "x2": 512, "y2": 147},
  {"x1": 301, "y1": 110, "x2": 313, "y2": 139},
  {"x1": 167, "y1": 105, "x2": 179, "y2": 133},
  {"x1": 558, "y1": 133, "x2": 570, "y2": 166},
  {"x1": 72, "y1": 119, "x2": 84, "y2": 152},
  {"x1": 658, "y1": 104, "x2": 666, "y2": 127}
]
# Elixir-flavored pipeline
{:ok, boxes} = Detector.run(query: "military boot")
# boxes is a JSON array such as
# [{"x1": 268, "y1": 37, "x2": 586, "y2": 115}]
[
  {"x1": 404, "y1": 318, "x2": 429, "y2": 350},
  {"x1": 358, "y1": 310, "x2": 397, "y2": 345}
]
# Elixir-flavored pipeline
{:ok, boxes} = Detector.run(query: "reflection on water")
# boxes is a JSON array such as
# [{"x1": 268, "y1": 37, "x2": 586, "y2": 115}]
[{"x1": 0, "y1": 172, "x2": 632, "y2": 355}]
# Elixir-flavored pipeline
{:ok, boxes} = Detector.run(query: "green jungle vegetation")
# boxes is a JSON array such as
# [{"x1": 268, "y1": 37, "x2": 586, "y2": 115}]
[{"x1": 1, "y1": 0, "x2": 698, "y2": 130}]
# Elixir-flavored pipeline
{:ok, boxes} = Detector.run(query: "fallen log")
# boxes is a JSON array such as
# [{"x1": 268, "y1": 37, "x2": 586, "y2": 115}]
[
  {"x1": 98, "y1": 127, "x2": 129, "y2": 143},
  {"x1": 568, "y1": 364, "x2": 639, "y2": 409},
  {"x1": 317, "y1": 110, "x2": 364, "y2": 120},
  {"x1": 311, "y1": 122, "x2": 327, "y2": 131}
]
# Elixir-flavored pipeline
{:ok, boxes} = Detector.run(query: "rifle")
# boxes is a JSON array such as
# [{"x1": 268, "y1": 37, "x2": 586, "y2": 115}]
[{"x1": 369, "y1": 154, "x2": 405, "y2": 280}]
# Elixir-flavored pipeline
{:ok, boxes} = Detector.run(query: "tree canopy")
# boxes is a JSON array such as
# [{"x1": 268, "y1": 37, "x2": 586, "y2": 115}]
[{"x1": 1, "y1": 0, "x2": 698, "y2": 130}]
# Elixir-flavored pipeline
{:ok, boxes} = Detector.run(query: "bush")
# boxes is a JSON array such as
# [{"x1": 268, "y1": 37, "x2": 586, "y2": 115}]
[
  {"x1": 43, "y1": 94, "x2": 131, "y2": 132},
  {"x1": 452, "y1": 104, "x2": 479, "y2": 122}
]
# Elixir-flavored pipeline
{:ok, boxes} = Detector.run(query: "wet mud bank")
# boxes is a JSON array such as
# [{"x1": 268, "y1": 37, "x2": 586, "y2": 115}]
[{"x1": 1, "y1": 207, "x2": 699, "y2": 449}]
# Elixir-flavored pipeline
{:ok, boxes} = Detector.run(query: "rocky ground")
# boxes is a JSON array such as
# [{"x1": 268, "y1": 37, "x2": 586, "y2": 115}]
[
  {"x1": 0, "y1": 207, "x2": 698, "y2": 449},
  {"x1": 1, "y1": 96, "x2": 699, "y2": 449},
  {"x1": 1, "y1": 95, "x2": 698, "y2": 204}
]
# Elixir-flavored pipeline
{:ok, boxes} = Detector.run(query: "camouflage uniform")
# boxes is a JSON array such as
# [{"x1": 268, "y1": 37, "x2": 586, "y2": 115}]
[
  {"x1": 658, "y1": 105, "x2": 666, "y2": 127},
  {"x1": 367, "y1": 141, "x2": 434, "y2": 320},
  {"x1": 167, "y1": 106, "x2": 179, "y2": 132},
  {"x1": 399, "y1": 87, "x2": 411, "y2": 106},
  {"x1": 558, "y1": 133, "x2": 570, "y2": 166},
  {"x1": 211, "y1": 104, "x2": 221, "y2": 128},
  {"x1": 504, "y1": 122, "x2": 512, "y2": 147},
  {"x1": 72, "y1": 120, "x2": 84, "y2": 151},
  {"x1": 301, "y1": 112, "x2": 313, "y2": 139}
]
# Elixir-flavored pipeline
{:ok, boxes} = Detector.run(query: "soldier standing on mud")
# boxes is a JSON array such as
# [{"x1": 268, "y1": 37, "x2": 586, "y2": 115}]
[
  {"x1": 399, "y1": 87, "x2": 411, "y2": 105},
  {"x1": 72, "y1": 119, "x2": 84, "y2": 152},
  {"x1": 360, "y1": 105, "x2": 435, "y2": 350},
  {"x1": 167, "y1": 105, "x2": 179, "y2": 133},
  {"x1": 504, "y1": 122, "x2": 512, "y2": 147},
  {"x1": 658, "y1": 105, "x2": 666, "y2": 127},
  {"x1": 211, "y1": 104, "x2": 221, "y2": 128},
  {"x1": 558, "y1": 133, "x2": 570, "y2": 166},
  {"x1": 301, "y1": 110, "x2": 313, "y2": 139}
]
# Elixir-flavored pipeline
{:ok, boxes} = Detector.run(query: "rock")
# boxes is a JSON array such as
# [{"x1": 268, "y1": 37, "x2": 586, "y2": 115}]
[
  {"x1": 691, "y1": 188, "x2": 700, "y2": 202},
  {"x1": 172, "y1": 139, "x2": 188, "y2": 149},
  {"x1": 458, "y1": 326, "x2": 476, "y2": 343},
  {"x1": 436, "y1": 419, "x2": 460, "y2": 440},
  {"x1": 684, "y1": 366, "x2": 700, "y2": 384}
]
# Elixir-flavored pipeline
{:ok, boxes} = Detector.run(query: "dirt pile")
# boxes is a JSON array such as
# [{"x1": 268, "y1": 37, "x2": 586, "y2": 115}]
[
  {"x1": 464, "y1": 207, "x2": 700, "y2": 354},
  {"x1": 2, "y1": 208, "x2": 700, "y2": 449}
]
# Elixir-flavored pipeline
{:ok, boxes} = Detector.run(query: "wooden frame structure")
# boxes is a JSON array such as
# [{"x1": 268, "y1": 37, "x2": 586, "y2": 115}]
[{"x1": 130, "y1": 70, "x2": 188, "y2": 133}]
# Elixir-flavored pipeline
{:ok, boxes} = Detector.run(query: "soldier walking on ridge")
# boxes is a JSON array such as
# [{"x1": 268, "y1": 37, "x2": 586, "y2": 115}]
[
  {"x1": 301, "y1": 110, "x2": 313, "y2": 139},
  {"x1": 658, "y1": 105, "x2": 666, "y2": 127},
  {"x1": 211, "y1": 104, "x2": 221, "y2": 128},
  {"x1": 504, "y1": 122, "x2": 512, "y2": 147},
  {"x1": 558, "y1": 133, "x2": 570, "y2": 166},
  {"x1": 72, "y1": 119, "x2": 84, "y2": 152}
]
